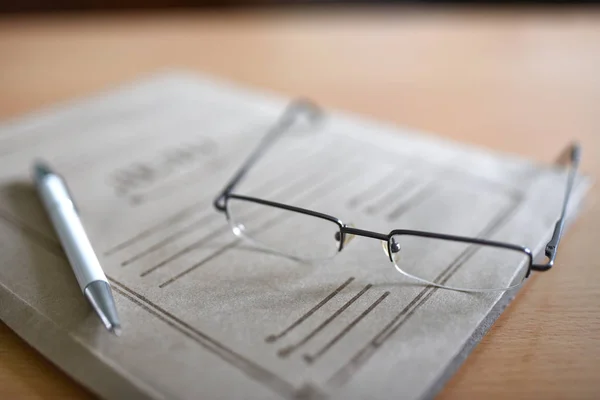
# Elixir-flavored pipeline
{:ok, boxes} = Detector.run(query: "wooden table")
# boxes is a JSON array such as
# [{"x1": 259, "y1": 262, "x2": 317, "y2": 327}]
[{"x1": 1, "y1": 8, "x2": 599, "y2": 399}]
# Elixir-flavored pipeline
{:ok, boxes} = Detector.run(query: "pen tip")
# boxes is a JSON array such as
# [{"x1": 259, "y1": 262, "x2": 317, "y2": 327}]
[
  {"x1": 109, "y1": 324, "x2": 122, "y2": 336},
  {"x1": 84, "y1": 281, "x2": 122, "y2": 338}
]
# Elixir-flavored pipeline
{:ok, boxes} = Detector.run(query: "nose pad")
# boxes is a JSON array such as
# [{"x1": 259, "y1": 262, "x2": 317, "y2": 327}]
[
  {"x1": 382, "y1": 238, "x2": 401, "y2": 261},
  {"x1": 343, "y1": 223, "x2": 356, "y2": 247},
  {"x1": 334, "y1": 223, "x2": 356, "y2": 249},
  {"x1": 381, "y1": 240, "x2": 390, "y2": 258}
]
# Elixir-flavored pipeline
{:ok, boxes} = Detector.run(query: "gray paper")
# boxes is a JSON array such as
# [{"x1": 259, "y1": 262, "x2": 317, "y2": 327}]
[{"x1": 0, "y1": 72, "x2": 589, "y2": 400}]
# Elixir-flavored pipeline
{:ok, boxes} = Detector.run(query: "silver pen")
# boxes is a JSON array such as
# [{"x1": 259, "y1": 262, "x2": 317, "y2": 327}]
[{"x1": 33, "y1": 162, "x2": 121, "y2": 335}]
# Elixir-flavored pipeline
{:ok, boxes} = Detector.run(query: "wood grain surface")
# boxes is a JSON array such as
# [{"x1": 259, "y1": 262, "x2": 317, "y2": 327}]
[{"x1": 0, "y1": 8, "x2": 599, "y2": 399}]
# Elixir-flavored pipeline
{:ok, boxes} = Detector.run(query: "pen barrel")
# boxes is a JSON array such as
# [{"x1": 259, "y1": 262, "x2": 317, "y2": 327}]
[{"x1": 37, "y1": 175, "x2": 107, "y2": 292}]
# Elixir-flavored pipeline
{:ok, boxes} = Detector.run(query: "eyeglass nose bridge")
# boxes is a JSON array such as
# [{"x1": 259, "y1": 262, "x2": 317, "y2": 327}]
[{"x1": 338, "y1": 225, "x2": 396, "y2": 260}]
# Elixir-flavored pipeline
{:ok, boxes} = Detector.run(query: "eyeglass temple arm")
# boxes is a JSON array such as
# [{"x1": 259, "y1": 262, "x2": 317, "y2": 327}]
[
  {"x1": 213, "y1": 99, "x2": 322, "y2": 211},
  {"x1": 531, "y1": 142, "x2": 581, "y2": 271}
]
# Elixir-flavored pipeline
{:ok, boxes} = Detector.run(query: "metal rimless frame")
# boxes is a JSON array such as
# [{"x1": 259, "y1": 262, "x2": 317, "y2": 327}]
[{"x1": 213, "y1": 100, "x2": 581, "y2": 292}]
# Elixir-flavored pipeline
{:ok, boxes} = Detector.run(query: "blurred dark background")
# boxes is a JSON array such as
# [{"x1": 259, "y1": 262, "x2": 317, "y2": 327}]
[
  {"x1": 1, "y1": 1, "x2": 414, "y2": 13},
  {"x1": 2, "y1": 1, "x2": 595, "y2": 13}
]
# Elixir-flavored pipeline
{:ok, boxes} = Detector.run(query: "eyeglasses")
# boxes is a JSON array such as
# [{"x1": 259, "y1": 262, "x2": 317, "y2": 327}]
[{"x1": 213, "y1": 100, "x2": 581, "y2": 292}]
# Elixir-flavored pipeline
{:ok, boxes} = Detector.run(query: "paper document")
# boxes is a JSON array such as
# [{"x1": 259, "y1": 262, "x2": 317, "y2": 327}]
[{"x1": 0, "y1": 72, "x2": 588, "y2": 400}]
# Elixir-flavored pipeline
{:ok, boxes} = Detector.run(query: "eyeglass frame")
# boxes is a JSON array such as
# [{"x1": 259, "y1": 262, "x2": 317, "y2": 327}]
[{"x1": 213, "y1": 100, "x2": 581, "y2": 290}]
